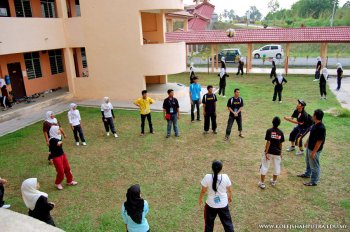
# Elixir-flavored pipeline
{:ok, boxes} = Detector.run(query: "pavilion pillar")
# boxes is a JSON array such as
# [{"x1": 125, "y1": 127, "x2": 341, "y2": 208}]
[
  {"x1": 186, "y1": 44, "x2": 188, "y2": 67},
  {"x1": 211, "y1": 44, "x2": 214, "y2": 73},
  {"x1": 216, "y1": 44, "x2": 219, "y2": 70},
  {"x1": 284, "y1": 43, "x2": 291, "y2": 75},
  {"x1": 320, "y1": 43, "x2": 328, "y2": 67},
  {"x1": 247, "y1": 43, "x2": 253, "y2": 73}
]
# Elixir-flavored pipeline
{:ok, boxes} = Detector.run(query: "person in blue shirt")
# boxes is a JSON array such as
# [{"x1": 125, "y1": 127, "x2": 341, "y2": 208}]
[
  {"x1": 189, "y1": 76, "x2": 202, "y2": 122},
  {"x1": 122, "y1": 184, "x2": 149, "y2": 232}
]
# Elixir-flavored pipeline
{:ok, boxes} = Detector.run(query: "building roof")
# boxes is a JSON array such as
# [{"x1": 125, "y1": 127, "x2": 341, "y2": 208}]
[
  {"x1": 166, "y1": 27, "x2": 350, "y2": 44},
  {"x1": 188, "y1": 1, "x2": 215, "y2": 31},
  {"x1": 166, "y1": 10, "x2": 194, "y2": 19}
]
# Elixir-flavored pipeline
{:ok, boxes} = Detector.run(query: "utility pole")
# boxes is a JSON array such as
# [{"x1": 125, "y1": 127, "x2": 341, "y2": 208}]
[{"x1": 330, "y1": 0, "x2": 337, "y2": 27}]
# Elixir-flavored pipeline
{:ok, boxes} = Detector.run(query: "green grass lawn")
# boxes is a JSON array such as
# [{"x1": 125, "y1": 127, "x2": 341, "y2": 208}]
[{"x1": 1, "y1": 73, "x2": 349, "y2": 231}]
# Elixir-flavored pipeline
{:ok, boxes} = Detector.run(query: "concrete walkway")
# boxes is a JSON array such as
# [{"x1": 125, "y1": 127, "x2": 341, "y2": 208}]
[
  {"x1": 328, "y1": 77, "x2": 350, "y2": 110},
  {"x1": 0, "y1": 208, "x2": 64, "y2": 232}
]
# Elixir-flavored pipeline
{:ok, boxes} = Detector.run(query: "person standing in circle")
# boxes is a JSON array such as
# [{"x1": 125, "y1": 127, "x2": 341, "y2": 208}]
[
  {"x1": 272, "y1": 72, "x2": 287, "y2": 103},
  {"x1": 224, "y1": 88, "x2": 244, "y2": 140},
  {"x1": 319, "y1": 68, "x2": 328, "y2": 100},
  {"x1": 199, "y1": 160, "x2": 234, "y2": 232},
  {"x1": 121, "y1": 184, "x2": 150, "y2": 232},
  {"x1": 313, "y1": 57, "x2": 322, "y2": 81},
  {"x1": 270, "y1": 58, "x2": 277, "y2": 79},
  {"x1": 336, "y1": 63, "x2": 343, "y2": 91},
  {"x1": 236, "y1": 58, "x2": 244, "y2": 76}
]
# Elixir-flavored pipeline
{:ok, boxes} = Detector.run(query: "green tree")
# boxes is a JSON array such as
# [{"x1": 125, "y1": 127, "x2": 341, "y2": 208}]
[
  {"x1": 268, "y1": 0, "x2": 280, "y2": 25},
  {"x1": 228, "y1": 9, "x2": 235, "y2": 21},
  {"x1": 249, "y1": 6, "x2": 262, "y2": 21}
]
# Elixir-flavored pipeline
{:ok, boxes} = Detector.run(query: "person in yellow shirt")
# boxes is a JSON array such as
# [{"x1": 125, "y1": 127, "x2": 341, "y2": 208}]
[{"x1": 134, "y1": 90, "x2": 155, "y2": 136}]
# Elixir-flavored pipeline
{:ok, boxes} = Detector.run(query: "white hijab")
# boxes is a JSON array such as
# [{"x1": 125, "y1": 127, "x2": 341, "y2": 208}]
[
  {"x1": 220, "y1": 68, "x2": 225, "y2": 78},
  {"x1": 49, "y1": 125, "x2": 62, "y2": 141},
  {"x1": 240, "y1": 57, "x2": 244, "y2": 62},
  {"x1": 21, "y1": 178, "x2": 48, "y2": 211},
  {"x1": 322, "y1": 68, "x2": 329, "y2": 80},
  {"x1": 336, "y1": 63, "x2": 342, "y2": 69},
  {"x1": 69, "y1": 103, "x2": 77, "y2": 111},
  {"x1": 45, "y1": 111, "x2": 57, "y2": 124},
  {"x1": 317, "y1": 57, "x2": 321, "y2": 62},
  {"x1": 190, "y1": 63, "x2": 195, "y2": 74},
  {"x1": 221, "y1": 57, "x2": 225, "y2": 62},
  {"x1": 277, "y1": 72, "x2": 284, "y2": 84},
  {"x1": 101, "y1": 97, "x2": 111, "y2": 110}
]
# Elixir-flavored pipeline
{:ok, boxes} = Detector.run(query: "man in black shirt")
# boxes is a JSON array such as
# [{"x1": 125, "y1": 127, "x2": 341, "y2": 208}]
[
  {"x1": 224, "y1": 88, "x2": 244, "y2": 140},
  {"x1": 336, "y1": 63, "x2": 343, "y2": 91},
  {"x1": 259, "y1": 117, "x2": 285, "y2": 189},
  {"x1": 202, "y1": 85, "x2": 218, "y2": 134},
  {"x1": 236, "y1": 58, "x2": 244, "y2": 76},
  {"x1": 270, "y1": 58, "x2": 276, "y2": 79},
  {"x1": 163, "y1": 89, "x2": 180, "y2": 138},
  {"x1": 298, "y1": 109, "x2": 326, "y2": 186},
  {"x1": 284, "y1": 99, "x2": 311, "y2": 155}
]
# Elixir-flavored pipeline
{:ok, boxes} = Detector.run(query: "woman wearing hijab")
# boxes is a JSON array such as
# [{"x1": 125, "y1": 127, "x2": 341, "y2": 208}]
[
  {"x1": 49, "y1": 126, "x2": 78, "y2": 190},
  {"x1": 68, "y1": 103, "x2": 86, "y2": 146},
  {"x1": 319, "y1": 68, "x2": 328, "y2": 100},
  {"x1": 336, "y1": 63, "x2": 343, "y2": 91},
  {"x1": 220, "y1": 57, "x2": 227, "y2": 71},
  {"x1": 21, "y1": 178, "x2": 55, "y2": 226},
  {"x1": 43, "y1": 111, "x2": 66, "y2": 164},
  {"x1": 272, "y1": 72, "x2": 287, "y2": 103},
  {"x1": 122, "y1": 184, "x2": 149, "y2": 232},
  {"x1": 270, "y1": 58, "x2": 277, "y2": 79},
  {"x1": 189, "y1": 63, "x2": 196, "y2": 84},
  {"x1": 199, "y1": 160, "x2": 234, "y2": 232},
  {"x1": 218, "y1": 68, "x2": 229, "y2": 98},
  {"x1": 101, "y1": 97, "x2": 118, "y2": 138}
]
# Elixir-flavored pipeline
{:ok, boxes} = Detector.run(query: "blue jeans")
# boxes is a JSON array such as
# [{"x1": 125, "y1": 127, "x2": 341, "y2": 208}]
[
  {"x1": 304, "y1": 148, "x2": 322, "y2": 184},
  {"x1": 167, "y1": 114, "x2": 179, "y2": 136}
]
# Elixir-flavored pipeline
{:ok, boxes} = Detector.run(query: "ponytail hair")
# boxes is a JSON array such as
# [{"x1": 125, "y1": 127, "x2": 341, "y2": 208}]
[{"x1": 212, "y1": 160, "x2": 223, "y2": 192}]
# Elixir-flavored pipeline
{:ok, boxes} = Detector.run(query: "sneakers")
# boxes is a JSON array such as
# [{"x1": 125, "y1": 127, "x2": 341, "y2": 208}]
[
  {"x1": 106, "y1": 132, "x2": 110, "y2": 136},
  {"x1": 258, "y1": 182, "x2": 266, "y2": 189},
  {"x1": 313, "y1": 79, "x2": 319, "y2": 82},
  {"x1": 67, "y1": 181, "x2": 78, "y2": 186},
  {"x1": 114, "y1": 133, "x2": 118, "y2": 138},
  {"x1": 56, "y1": 184, "x2": 63, "y2": 190},
  {"x1": 213, "y1": 130, "x2": 217, "y2": 134},
  {"x1": 279, "y1": 101, "x2": 282, "y2": 103},
  {"x1": 296, "y1": 150, "x2": 304, "y2": 156},
  {"x1": 76, "y1": 142, "x2": 80, "y2": 146},
  {"x1": 222, "y1": 95, "x2": 226, "y2": 98},
  {"x1": 239, "y1": 134, "x2": 244, "y2": 138},
  {"x1": 286, "y1": 146, "x2": 295, "y2": 152},
  {"x1": 140, "y1": 133, "x2": 144, "y2": 136},
  {"x1": 166, "y1": 134, "x2": 170, "y2": 138},
  {"x1": 224, "y1": 136, "x2": 229, "y2": 141},
  {"x1": 203, "y1": 131, "x2": 209, "y2": 135},
  {"x1": 270, "y1": 179, "x2": 277, "y2": 186},
  {"x1": 1, "y1": 204, "x2": 11, "y2": 209},
  {"x1": 82, "y1": 142, "x2": 87, "y2": 146}
]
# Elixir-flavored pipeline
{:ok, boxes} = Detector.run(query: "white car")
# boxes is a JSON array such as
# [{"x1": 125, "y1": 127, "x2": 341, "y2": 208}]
[{"x1": 253, "y1": 45, "x2": 284, "y2": 59}]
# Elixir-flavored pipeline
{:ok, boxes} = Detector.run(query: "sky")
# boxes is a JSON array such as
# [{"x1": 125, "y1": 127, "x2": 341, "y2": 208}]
[{"x1": 183, "y1": 0, "x2": 347, "y2": 17}]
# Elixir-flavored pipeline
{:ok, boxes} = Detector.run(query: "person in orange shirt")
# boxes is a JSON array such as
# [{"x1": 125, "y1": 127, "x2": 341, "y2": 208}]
[{"x1": 134, "y1": 90, "x2": 155, "y2": 136}]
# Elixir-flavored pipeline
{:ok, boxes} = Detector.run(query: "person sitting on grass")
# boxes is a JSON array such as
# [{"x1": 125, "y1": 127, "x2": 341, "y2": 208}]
[
  {"x1": 134, "y1": 90, "x2": 155, "y2": 136},
  {"x1": 259, "y1": 117, "x2": 285, "y2": 189},
  {"x1": 199, "y1": 160, "x2": 234, "y2": 232},
  {"x1": 0, "y1": 177, "x2": 10, "y2": 209},
  {"x1": 101, "y1": 97, "x2": 118, "y2": 138},
  {"x1": 49, "y1": 126, "x2": 78, "y2": 190},
  {"x1": 43, "y1": 111, "x2": 66, "y2": 165},
  {"x1": 122, "y1": 184, "x2": 150, "y2": 232},
  {"x1": 297, "y1": 109, "x2": 326, "y2": 187},
  {"x1": 21, "y1": 178, "x2": 56, "y2": 226},
  {"x1": 68, "y1": 103, "x2": 87, "y2": 146}
]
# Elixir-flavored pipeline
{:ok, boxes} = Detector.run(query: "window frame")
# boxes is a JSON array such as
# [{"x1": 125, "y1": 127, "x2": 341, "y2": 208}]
[{"x1": 24, "y1": 52, "x2": 43, "y2": 80}]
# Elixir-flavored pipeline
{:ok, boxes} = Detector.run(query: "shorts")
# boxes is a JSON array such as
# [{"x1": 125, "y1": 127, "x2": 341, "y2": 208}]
[{"x1": 260, "y1": 153, "x2": 281, "y2": 176}]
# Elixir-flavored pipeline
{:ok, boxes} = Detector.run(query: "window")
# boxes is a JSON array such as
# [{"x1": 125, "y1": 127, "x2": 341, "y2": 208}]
[
  {"x1": 75, "y1": 0, "x2": 80, "y2": 16},
  {"x1": 49, "y1": 50, "x2": 64, "y2": 75},
  {"x1": 41, "y1": 0, "x2": 56, "y2": 18},
  {"x1": 261, "y1": 46, "x2": 270, "y2": 51},
  {"x1": 271, "y1": 46, "x2": 279, "y2": 50},
  {"x1": 81, "y1": 48, "x2": 88, "y2": 68},
  {"x1": 24, "y1": 52, "x2": 42, "y2": 79},
  {"x1": 0, "y1": 0, "x2": 11, "y2": 17},
  {"x1": 14, "y1": 0, "x2": 32, "y2": 17}
]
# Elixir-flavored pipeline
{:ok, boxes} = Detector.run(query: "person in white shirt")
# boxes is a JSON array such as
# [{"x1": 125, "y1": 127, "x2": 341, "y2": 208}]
[
  {"x1": 68, "y1": 103, "x2": 86, "y2": 146},
  {"x1": 199, "y1": 160, "x2": 234, "y2": 232},
  {"x1": 101, "y1": 97, "x2": 118, "y2": 138}
]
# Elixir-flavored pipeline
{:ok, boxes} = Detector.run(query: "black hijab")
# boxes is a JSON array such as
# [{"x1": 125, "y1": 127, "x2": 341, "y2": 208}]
[{"x1": 124, "y1": 184, "x2": 144, "y2": 224}]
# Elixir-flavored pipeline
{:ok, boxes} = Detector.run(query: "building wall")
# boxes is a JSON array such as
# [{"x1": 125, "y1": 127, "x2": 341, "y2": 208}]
[
  {"x1": 0, "y1": 51, "x2": 68, "y2": 96},
  {"x1": 0, "y1": 0, "x2": 186, "y2": 101}
]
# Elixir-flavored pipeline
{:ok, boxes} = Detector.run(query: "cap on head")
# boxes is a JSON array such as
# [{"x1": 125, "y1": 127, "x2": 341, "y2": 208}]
[{"x1": 298, "y1": 99, "x2": 306, "y2": 107}]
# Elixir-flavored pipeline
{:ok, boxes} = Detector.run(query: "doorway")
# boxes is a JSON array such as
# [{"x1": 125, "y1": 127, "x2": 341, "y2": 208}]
[{"x1": 7, "y1": 62, "x2": 26, "y2": 98}]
